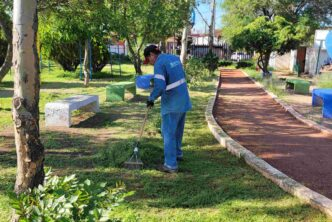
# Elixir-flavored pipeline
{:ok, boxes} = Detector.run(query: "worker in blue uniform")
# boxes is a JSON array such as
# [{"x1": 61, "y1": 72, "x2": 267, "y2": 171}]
[{"x1": 143, "y1": 45, "x2": 192, "y2": 173}]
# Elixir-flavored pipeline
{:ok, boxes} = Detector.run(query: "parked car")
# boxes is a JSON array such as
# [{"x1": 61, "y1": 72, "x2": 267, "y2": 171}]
[{"x1": 231, "y1": 52, "x2": 248, "y2": 61}]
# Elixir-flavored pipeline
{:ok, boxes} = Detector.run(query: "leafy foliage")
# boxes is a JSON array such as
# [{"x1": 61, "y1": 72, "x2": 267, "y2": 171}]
[
  {"x1": 222, "y1": 0, "x2": 322, "y2": 76},
  {"x1": 219, "y1": 60, "x2": 233, "y2": 67},
  {"x1": 112, "y1": 0, "x2": 193, "y2": 74},
  {"x1": 202, "y1": 51, "x2": 219, "y2": 73},
  {"x1": 184, "y1": 58, "x2": 210, "y2": 87},
  {"x1": 236, "y1": 60, "x2": 255, "y2": 69},
  {"x1": 38, "y1": 1, "x2": 112, "y2": 72},
  {"x1": 232, "y1": 16, "x2": 303, "y2": 75},
  {"x1": 0, "y1": 32, "x2": 6, "y2": 65},
  {"x1": 11, "y1": 170, "x2": 130, "y2": 221}
]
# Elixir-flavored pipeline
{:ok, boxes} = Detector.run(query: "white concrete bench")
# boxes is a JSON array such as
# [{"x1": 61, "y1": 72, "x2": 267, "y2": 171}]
[{"x1": 45, "y1": 95, "x2": 100, "y2": 127}]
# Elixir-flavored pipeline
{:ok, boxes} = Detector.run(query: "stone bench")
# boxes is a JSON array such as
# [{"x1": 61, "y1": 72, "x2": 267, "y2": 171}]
[
  {"x1": 45, "y1": 95, "x2": 99, "y2": 127},
  {"x1": 106, "y1": 81, "x2": 136, "y2": 102}
]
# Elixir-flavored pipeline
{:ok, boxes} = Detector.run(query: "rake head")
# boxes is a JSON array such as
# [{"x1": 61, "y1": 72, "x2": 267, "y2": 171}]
[{"x1": 123, "y1": 147, "x2": 143, "y2": 170}]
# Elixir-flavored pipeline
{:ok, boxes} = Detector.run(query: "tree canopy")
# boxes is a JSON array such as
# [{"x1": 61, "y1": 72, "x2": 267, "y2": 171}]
[{"x1": 221, "y1": 0, "x2": 327, "y2": 76}]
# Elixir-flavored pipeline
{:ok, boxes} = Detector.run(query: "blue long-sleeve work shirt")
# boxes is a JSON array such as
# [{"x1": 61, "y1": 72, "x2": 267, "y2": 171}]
[{"x1": 149, "y1": 54, "x2": 192, "y2": 115}]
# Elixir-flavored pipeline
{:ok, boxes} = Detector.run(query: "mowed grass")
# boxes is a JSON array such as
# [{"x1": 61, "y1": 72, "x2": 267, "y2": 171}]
[{"x1": 0, "y1": 64, "x2": 328, "y2": 221}]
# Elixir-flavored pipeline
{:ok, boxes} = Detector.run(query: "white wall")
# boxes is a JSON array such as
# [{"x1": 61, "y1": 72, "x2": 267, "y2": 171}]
[
  {"x1": 314, "y1": 30, "x2": 329, "y2": 50},
  {"x1": 192, "y1": 36, "x2": 224, "y2": 45},
  {"x1": 305, "y1": 47, "x2": 329, "y2": 75},
  {"x1": 269, "y1": 50, "x2": 296, "y2": 71},
  {"x1": 305, "y1": 30, "x2": 332, "y2": 75}
]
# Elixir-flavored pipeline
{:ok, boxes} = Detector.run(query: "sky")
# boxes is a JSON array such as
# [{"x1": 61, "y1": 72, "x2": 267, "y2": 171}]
[{"x1": 191, "y1": 0, "x2": 223, "y2": 34}]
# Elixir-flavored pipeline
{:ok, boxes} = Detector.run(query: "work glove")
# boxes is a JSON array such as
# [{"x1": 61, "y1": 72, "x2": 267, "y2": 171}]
[{"x1": 146, "y1": 100, "x2": 154, "y2": 109}]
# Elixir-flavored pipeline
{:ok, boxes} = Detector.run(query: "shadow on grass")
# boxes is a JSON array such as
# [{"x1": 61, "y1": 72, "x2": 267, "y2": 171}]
[
  {"x1": 0, "y1": 81, "x2": 13, "y2": 88},
  {"x1": 0, "y1": 77, "x2": 323, "y2": 220},
  {"x1": 41, "y1": 81, "x2": 111, "y2": 89},
  {"x1": 0, "y1": 107, "x2": 11, "y2": 112},
  {"x1": 0, "y1": 89, "x2": 13, "y2": 98},
  {"x1": 72, "y1": 112, "x2": 123, "y2": 129}
]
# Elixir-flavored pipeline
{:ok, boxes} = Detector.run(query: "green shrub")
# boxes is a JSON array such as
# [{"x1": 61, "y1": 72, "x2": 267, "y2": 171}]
[
  {"x1": 202, "y1": 51, "x2": 219, "y2": 73},
  {"x1": 236, "y1": 60, "x2": 255, "y2": 69},
  {"x1": 11, "y1": 170, "x2": 129, "y2": 221},
  {"x1": 184, "y1": 58, "x2": 210, "y2": 87},
  {"x1": 219, "y1": 60, "x2": 233, "y2": 67}
]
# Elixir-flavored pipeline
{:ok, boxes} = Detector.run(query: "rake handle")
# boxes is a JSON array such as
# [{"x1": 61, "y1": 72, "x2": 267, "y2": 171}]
[{"x1": 137, "y1": 108, "x2": 150, "y2": 144}]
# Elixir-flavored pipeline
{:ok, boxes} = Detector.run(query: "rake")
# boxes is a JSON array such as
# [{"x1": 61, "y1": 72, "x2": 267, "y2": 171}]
[{"x1": 123, "y1": 108, "x2": 149, "y2": 169}]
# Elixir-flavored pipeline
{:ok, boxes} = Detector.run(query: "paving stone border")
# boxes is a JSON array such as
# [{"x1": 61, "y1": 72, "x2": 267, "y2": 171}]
[
  {"x1": 241, "y1": 70, "x2": 332, "y2": 136},
  {"x1": 205, "y1": 74, "x2": 332, "y2": 218}
]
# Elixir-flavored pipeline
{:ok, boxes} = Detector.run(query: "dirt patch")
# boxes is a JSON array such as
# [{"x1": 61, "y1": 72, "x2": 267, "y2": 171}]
[{"x1": 214, "y1": 69, "x2": 332, "y2": 199}]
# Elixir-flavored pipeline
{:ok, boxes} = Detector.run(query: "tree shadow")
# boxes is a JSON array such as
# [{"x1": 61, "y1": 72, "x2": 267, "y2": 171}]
[
  {"x1": 0, "y1": 81, "x2": 13, "y2": 88},
  {"x1": 0, "y1": 107, "x2": 11, "y2": 111},
  {"x1": 41, "y1": 81, "x2": 111, "y2": 89},
  {"x1": 0, "y1": 89, "x2": 13, "y2": 98}
]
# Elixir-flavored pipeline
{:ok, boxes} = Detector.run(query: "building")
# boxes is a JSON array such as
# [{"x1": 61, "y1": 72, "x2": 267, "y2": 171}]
[
  {"x1": 269, "y1": 29, "x2": 332, "y2": 75},
  {"x1": 305, "y1": 29, "x2": 331, "y2": 75}
]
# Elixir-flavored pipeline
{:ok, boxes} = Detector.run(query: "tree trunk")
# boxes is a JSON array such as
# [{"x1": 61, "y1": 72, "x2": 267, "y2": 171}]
[
  {"x1": 83, "y1": 39, "x2": 90, "y2": 86},
  {"x1": 208, "y1": 0, "x2": 216, "y2": 51},
  {"x1": 12, "y1": 0, "x2": 44, "y2": 195},
  {"x1": 160, "y1": 39, "x2": 166, "y2": 53},
  {"x1": 180, "y1": 25, "x2": 188, "y2": 64},
  {"x1": 126, "y1": 37, "x2": 143, "y2": 75},
  {"x1": 0, "y1": 11, "x2": 13, "y2": 82},
  {"x1": 0, "y1": 43, "x2": 12, "y2": 82},
  {"x1": 133, "y1": 56, "x2": 143, "y2": 74},
  {"x1": 257, "y1": 52, "x2": 272, "y2": 78}
]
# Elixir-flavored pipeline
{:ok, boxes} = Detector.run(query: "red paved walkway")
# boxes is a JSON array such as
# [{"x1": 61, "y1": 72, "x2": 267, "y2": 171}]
[{"x1": 213, "y1": 69, "x2": 332, "y2": 198}]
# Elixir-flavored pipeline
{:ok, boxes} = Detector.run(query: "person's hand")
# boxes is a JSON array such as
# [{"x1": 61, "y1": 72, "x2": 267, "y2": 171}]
[{"x1": 146, "y1": 100, "x2": 154, "y2": 109}]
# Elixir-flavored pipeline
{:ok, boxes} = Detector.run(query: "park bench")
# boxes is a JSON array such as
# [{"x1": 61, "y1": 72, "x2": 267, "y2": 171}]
[
  {"x1": 312, "y1": 88, "x2": 332, "y2": 118},
  {"x1": 285, "y1": 78, "x2": 310, "y2": 94},
  {"x1": 106, "y1": 81, "x2": 136, "y2": 102},
  {"x1": 45, "y1": 95, "x2": 100, "y2": 127}
]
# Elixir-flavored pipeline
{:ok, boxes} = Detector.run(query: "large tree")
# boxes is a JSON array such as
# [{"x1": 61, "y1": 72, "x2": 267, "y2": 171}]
[
  {"x1": 222, "y1": 0, "x2": 328, "y2": 43},
  {"x1": 232, "y1": 16, "x2": 303, "y2": 76},
  {"x1": 222, "y1": 0, "x2": 325, "y2": 75},
  {"x1": 113, "y1": 0, "x2": 192, "y2": 74},
  {"x1": 39, "y1": 0, "x2": 112, "y2": 86},
  {"x1": 12, "y1": 0, "x2": 45, "y2": 196}
]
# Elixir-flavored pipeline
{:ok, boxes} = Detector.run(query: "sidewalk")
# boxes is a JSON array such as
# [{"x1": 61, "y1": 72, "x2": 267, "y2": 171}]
[{"x1": 213, "y1": 69, "x2": 332, "y2": 199}]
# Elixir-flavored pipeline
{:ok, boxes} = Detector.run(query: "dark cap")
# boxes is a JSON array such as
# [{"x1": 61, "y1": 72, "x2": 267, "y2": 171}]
[
  {"x1": 143, "y1": 45, "x2": 160, "y2": 58},
  {"x1": 143, "y1": 45, "x2": 161, "y2": 64}
]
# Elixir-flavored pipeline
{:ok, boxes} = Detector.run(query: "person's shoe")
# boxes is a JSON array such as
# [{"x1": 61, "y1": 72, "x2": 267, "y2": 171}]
[
  {"x1": 157, "y1": 164, "x2": 178, "y2": 173},
  {"x1": 176, "y1": 156, "x2": 184, "y2": 161}
]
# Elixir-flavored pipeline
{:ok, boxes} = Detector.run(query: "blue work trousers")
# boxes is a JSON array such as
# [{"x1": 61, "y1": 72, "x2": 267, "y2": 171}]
[{"x1": 161, "y1": 112, "x2": 186, "y2": 169}]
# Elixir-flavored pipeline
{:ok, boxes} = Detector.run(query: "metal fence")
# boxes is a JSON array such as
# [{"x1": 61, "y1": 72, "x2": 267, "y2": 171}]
[
  {"x1": 190, "y1": 44, "x2": 232, "y2": 59},
  {"x1": 165, "y1": 43, "x2": 252, "y2": 61}
]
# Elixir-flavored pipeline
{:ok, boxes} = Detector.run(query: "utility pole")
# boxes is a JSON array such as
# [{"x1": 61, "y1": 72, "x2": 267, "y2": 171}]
[{"x1": 208, "y1": 0, "x2": 216, "y2": 51}]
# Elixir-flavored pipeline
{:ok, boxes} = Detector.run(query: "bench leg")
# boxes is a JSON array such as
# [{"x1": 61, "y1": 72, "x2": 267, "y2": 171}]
[
  {"x1": 285, "y1": 82, "x2": 294, "y2": 90},
  {"x1": 45, "y1": 108, "x2": 71, "y2": 127}
]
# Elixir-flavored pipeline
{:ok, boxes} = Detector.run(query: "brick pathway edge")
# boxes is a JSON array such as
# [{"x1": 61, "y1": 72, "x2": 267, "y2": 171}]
[
  {"x1": 205, "y1": 74, "x2": 332, "y2": 218},
  {"x1": 241, "y1": 70, "x2": 332, "y2": 136}
]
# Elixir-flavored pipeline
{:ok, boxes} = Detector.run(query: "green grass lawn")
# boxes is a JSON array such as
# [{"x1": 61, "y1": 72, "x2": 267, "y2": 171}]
[
  {"x1": 316, "y1": 72, "x2": 332, "y2": 88},
  {"x1": 0, "y1": 64, "x2": 328, "y2": 221},
  {"x1": 243, "y1": 68, "x2": 287, "y2": 98}
]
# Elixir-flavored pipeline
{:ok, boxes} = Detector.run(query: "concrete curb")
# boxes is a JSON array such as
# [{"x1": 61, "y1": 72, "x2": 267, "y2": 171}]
[
  {"x1": 205, "y1": 74, "x2": 332, "y2": 218},
  {"x1": 240, "y1": 70, "x2": 332, "y2": 136}
]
